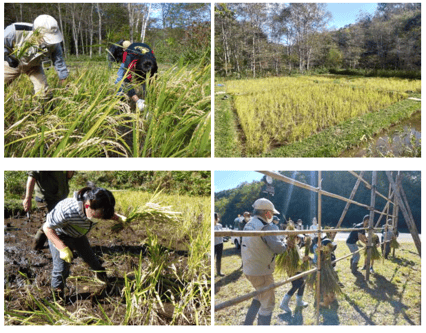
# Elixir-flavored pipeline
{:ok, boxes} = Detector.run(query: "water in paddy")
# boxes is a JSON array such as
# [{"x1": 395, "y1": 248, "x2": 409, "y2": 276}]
[{"x1": 341, "y1": 112, "x2": 421, "y2": 157}]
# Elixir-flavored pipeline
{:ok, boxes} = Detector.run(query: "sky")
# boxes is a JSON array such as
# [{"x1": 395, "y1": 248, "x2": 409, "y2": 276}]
[
  {"x1": 214, "y1": 171, "x2": 264, "y2": 193},
  {"x1": 326, "y1": 3, "x2": 378, "y2": 29}
]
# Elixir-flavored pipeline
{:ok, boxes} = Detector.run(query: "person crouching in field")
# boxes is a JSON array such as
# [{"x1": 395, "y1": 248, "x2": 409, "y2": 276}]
[
  {"x1": 115, "y1": 42, "x2": 158, "y2": 112},
  {"x1": 242, "y1": 198, "x2": 289, "y2": 325},
  {"x1": 43, "y1": 182, "x2": 123, "y2": 301},
  {"x1": 4, "y1": 15, "x2": 68, "y2": 101}
]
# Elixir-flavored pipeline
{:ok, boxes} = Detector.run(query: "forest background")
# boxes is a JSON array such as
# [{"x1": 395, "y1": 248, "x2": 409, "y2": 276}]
[
  {"x1": 215, "y1": 3, "x2": 421, "y2": 78},
  {"x1": 5, "y1": 2, "x2": 211, "y2": 64}
]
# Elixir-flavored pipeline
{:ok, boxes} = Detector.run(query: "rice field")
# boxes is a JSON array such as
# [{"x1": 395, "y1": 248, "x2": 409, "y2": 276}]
[
  {"x1": 225, "y1": 75, "x2": 421, "y2": 156},
  {"x1": 4, "y1": 58, "x2": 211, "y2": 157},
  {"x1": 4, "y1": 190, "x2": 211, "y2": 325}
]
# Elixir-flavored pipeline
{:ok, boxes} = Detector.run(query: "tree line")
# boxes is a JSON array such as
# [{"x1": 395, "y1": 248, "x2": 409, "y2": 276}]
[
  {"x1": 5, "y1": 171, "x2": 211, "y2": 201},
  {"x1": 215, "y1": 3, "x2": 421, "y2": 78},
  {"x1": 4, "y1": 3, "x2": 211, "y2": 63},
  {"x1": 214, "y1": 171, "x2": 421, "y2": 233}
]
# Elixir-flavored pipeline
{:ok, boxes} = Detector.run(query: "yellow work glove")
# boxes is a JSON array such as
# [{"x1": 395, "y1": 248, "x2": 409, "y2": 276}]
[{"x1": 59, "y1": 247, "x2": 73, "y2": 263}]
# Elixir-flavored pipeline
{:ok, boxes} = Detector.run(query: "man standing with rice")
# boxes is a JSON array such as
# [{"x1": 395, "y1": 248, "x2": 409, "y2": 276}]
[{"x1": 242, "y1": 198, "x2": 289, "y2": 325}]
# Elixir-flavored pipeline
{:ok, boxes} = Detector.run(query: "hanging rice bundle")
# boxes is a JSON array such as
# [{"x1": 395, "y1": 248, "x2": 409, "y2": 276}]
[
  {"x1": 306, "y1": 243, "x2": 342, "y2": 296},
  {"x1": 363, "y1": 234, "x2": 381, "y2": 261},
  {"x1": 324, "y1": 226, "x2": 337, "y2": 241},
  {"x1": 390, "y1": 237, "x2": 400, "y2": 249},
  {"x1": 301, "y1": 236, "x2": 311, "y2": 271},
  {"x1": 275, "y1": 223, "x2": 301, "y2": 276}
]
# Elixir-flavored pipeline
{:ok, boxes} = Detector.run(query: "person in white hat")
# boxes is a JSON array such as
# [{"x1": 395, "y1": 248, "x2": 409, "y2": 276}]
[
  {"x1": 241, "y1": 198, "x2": 289, "y2": 325},
  {"x1": 4, "y1": 15, "x2": 68, "y2": 101}
]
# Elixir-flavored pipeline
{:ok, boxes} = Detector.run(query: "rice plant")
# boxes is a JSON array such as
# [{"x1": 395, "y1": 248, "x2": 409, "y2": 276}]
[
  {"x1": 4, "y1": 58, "x2": 211, "y2": 157},
  {"x1": 225, "y1": 75, "x2": 420, "y2": 155},
  {"x1": 4, "y1": 189, "x2": 211, "y2": 325}
]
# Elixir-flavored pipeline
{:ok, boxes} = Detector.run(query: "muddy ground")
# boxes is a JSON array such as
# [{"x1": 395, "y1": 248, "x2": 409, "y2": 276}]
[{"x1": 4, "y1": 208, "x2": 195, "y2": 324}]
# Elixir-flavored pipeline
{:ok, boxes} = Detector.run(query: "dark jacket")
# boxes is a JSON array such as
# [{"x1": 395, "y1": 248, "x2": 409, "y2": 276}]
[
  {"x1": 108, "y1": 39, "x2": 124, "y2": 63},
  {"x1": 122, "y1": 42, "x2": 158, "y2": 98}
]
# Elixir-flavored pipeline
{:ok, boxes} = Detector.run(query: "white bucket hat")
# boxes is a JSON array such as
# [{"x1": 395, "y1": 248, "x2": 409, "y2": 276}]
[
  {"x1": 252, "y1": 198, "x2": 280, "y2": 214},
  {"x1": 33, "y1": 15, "x2": 63, "y2": 45}
]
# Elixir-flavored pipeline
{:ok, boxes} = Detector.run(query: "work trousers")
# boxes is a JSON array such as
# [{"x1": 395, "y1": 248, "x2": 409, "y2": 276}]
[
  {"x1": 48, "y1": 234, "x2": 104, "y2": 290},
  {"x1": 4, "y1": 61, "x2": 51, "y2": 99},
  {"x1": 215, "y1": 243, "x2": 223, "y2": 274},
  {"x1": 347, "y1": 242, "x2": 360, "y2": 264},
  {"x1": 245, "y1": 274, "x2": 275, "y2": 316}
]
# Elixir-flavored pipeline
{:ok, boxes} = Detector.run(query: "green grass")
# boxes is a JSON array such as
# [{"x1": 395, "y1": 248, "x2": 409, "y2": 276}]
[
  {"x1": 262, "y1": 98, "x2": 420, "y2": 157},
  {"x1": 214, "y1": 83, "x2": 242, "y2": 157},
  {"x1": 4, "y1": 58, "x2": 211, "y2": 157},
  {"x1": 215, "y1": 240, "x2": 421, "y2": 325}
]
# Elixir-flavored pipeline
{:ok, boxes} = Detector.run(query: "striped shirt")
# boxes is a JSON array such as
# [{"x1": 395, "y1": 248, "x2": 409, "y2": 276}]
[{"x1": 45, "y1": 192, "x2": 96, "y2": 238}]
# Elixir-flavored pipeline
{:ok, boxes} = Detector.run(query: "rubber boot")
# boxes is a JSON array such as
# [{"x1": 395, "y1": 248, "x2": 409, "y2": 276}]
[
  {"x1": 279, "y1": 294, "x2": 292, "y2": 312},
  {"x1": 243, "y1": 299, "x2": 261, "y2": 325},
  {"x1": 216, "y1": 260, "x2": 225, "y2": 277},
  {"x1": 257, "y1": 314, "x2": 272, "y2": 325},
  {"x1": 33, "y1": 228, "x2": 47, "y2": 250},
  {"x1": 296, "y1": 295, "x2": 308, "y2": 308}
]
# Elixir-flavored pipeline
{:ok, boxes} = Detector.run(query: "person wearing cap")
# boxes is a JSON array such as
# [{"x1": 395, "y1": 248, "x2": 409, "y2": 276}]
[
  {"x1": 241, "y1": 198, "x2": 289, "y2": 325},
  {"x1": 115, "y1": 42, "x2": 158, "y2": 112},
  {"x1": 346, "y1": 215, "x2": 369, "y2": 273},
  {"x1": 4, "y1": 15, "x2": 68, "y2": 100}
]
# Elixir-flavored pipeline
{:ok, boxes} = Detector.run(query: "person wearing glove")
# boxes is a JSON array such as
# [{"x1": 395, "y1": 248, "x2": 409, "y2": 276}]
[
  {"x1": 42, "y1": 182, "x2": 125, "y2": 301},
  {"x1": 4, "y1": 15, "x2": 69, "y2": 101},
  {"x1": 115, "y1": 42, "x2": 157, "y2": 112},
  {"x1": 242, "y1": 198, "x2": 289, "y2": 326}
]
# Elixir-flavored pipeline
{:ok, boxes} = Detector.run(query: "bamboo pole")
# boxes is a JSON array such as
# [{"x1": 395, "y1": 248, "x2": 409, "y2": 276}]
[
  {"x1": 365, "y1": 171, "x2": 377, "y2": 281},
  {"x1": 215, "y1": 268, "x2": 316, "y2": 311},
  {"x1": 316, "y1": 171, "x2": 322, "y2": 325},
  {"x1": 386, "y1": 171, "x2": 421, "y2": 256},
  {"x1": 348, "y1": 171, "x2": 394, "y2": 204},
  {"x1": 375, "y1": 191, "x2": 395, "y2": 228},
  {"x1": 215, "y1": 244, "x2": 368, "y2": 312},
  {"x1": 258, "y1": 171, "x2": 389, "y2": 216},
  {"x1": 215, "y1": 227, "x2": 383, "y2": 238},
  {"x1": 336, "y1": 171, "x2": 365, "y2": 230},
  {"x1": 392, "y1": 173, "x2": 400, "y2": 257}
]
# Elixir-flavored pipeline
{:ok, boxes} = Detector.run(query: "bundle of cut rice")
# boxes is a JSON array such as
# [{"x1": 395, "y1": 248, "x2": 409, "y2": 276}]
[
  {"x1": 306, "y1": 243, "x2": 342, "y2": 296},
  {"x1": 390, "y1": 237, "x2": 400, "y2": 249},
  {"x1": 363, "y1": 234, "x2": 381, "y2": 261},
  {"x1": 111, "y1": 201, "x2": 182, "y2": 235},
  {"x1": 275, "y1": 223, "x2": 301, "y2": 277},
  {"x1": 301, "y1": 236, "x2": 311, "y2": 272}
]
